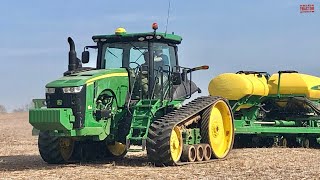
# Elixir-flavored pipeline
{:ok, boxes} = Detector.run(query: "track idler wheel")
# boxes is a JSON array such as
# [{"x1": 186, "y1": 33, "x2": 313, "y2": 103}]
[
  {"x1": 38, "y1": 131, "x2": 75, "y2": 164},
  {"x1": 201, "y1": 99, "x2": 234, "y2": 159},
  {"x1": 146, "y1": 122, "x2": 184, "y2": 165},
  {"x1": 181, "y1": 145, "x2": 196, "y2": 162},
  {"x1": 106, "y1": 142, "x2": 127, "y2": 158},
  {"x1": 169, "y1": 126, "x2": 183, "y2": 163}
]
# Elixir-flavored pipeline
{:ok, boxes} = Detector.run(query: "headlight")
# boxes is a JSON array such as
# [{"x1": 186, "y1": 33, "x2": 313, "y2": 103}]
[
  {"x1": 45, "y1": 88, "x2": 55, "y2": 94},
  {"x1": 62, "y1": 86, "x2": 83, "y2": 93}
]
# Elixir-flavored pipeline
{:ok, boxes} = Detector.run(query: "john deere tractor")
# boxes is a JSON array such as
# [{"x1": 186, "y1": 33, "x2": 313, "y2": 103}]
[{"x1": 29, "y1": 24, "x2": 234, "y2": 165}]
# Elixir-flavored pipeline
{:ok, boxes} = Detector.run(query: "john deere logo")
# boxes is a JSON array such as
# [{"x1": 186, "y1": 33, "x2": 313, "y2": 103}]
[{"x1": 57, "y1": 100, "x2": 63, "y2": 106}]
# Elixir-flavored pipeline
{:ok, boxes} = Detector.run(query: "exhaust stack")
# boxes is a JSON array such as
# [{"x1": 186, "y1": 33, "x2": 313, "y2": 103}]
[{"x1": 67, "y1": 37, "x2": 77, "y2": 71}]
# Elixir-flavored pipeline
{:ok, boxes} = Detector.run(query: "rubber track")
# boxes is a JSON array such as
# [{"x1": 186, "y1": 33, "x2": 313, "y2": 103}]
[
  {"x1": 38, "y1": 131, "x2": 66, "y2": 164},
  {"x1": 200, "y1": 105, "x2": 212, "y2": 149},
  {"x1": 146, "y1": 96, "x2": 226, "y2": 166}
]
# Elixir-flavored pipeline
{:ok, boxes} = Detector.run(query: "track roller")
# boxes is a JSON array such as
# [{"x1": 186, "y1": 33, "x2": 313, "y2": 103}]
[
  {"x1": 202, "y1": 144, "x2": 212, "y2": 161},
  {"x1": 181, "y1": 145, "x2": 196, "y2": 162},
  {"x1": 195, "y1": 145, "x2": 204, "y2": 161}
]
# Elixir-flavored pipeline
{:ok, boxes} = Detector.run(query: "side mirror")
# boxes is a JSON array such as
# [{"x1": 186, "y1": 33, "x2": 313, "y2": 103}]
[
  {"x1": 172, "y1": 72, "x2": 182, "y2": 85},
  {"x1": 81, "y1": 51, "x2": 90, "y2": 64}
]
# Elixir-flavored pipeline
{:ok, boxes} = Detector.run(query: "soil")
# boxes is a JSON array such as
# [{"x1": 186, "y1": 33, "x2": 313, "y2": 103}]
[{"x1": 0, "y1": 112, "x2": 319, "y2": 179}]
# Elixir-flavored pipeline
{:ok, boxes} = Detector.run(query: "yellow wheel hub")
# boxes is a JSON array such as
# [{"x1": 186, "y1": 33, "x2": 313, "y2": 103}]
[
  {"x1": 208, "y1": 100, "x2": 234, "y2": 158},
  {"x1": 170, "y1": 126, "x2": 183, "y2": 162},
  {"x1": 59, "y1": 138, "x2": 74, "y2": 161},
  {"x1": 107, "y1": 142, "x2": 127, "y2": 157}
]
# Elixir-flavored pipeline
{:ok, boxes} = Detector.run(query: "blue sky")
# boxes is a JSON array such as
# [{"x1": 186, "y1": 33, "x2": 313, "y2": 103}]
[{"x1": 0, "y1": 0, "x2": 319, "y2": 111}]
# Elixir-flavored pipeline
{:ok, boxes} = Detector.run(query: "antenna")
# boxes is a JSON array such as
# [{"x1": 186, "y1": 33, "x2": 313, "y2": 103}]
[{"x1": 165, "y1": 0, "x2": 172, "y2": 35}]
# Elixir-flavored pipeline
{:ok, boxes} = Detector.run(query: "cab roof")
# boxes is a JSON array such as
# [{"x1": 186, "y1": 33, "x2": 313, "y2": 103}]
[{"x1": 92, "y1": 32, "x2": 182, "y2": 44}]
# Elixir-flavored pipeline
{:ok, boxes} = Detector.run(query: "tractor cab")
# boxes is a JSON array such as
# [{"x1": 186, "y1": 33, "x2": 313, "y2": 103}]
[{"x1": 80, "y1": 24, "x2": 200, "y2": 101}]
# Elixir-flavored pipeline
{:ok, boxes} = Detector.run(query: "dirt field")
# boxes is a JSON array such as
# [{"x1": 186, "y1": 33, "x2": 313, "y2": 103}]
[{"x1": 0, "y1": 113, "x2": 319, "y2": 180}]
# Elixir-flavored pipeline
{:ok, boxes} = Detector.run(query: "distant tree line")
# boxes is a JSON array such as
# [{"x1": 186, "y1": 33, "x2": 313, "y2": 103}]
[
  {"x1": 0, "y1": 103, "x2": 32, "y2": 113},
  {"x1": 0, "y1": 104, "x2": 6, "y2": 113},
  {"x1": 12, "y1": 104, "x2": 31, "y2": 112}
]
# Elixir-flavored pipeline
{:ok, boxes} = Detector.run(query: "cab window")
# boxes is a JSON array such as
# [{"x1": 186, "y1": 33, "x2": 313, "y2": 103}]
[
  {"x1": 101, "y1": 42, "x2": 148, "y2": 69},
  {"x1": 153, "y1": 43, "x2": 177, "y2": 72},
  {"x1": 104, "y1": 47, "x2": 123, "y2": 69},
  {"x1": 129, "y1": 47, "x2": 148, "y2": 69}
]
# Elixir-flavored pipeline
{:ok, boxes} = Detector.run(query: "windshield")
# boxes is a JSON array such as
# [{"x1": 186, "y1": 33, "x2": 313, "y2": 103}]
[
  {"x1": 100, "y1": 42, "x2": 177, "y2": 71},
  {"x1": 101, "y1": 42, "x2": 148, "y2": 69}
]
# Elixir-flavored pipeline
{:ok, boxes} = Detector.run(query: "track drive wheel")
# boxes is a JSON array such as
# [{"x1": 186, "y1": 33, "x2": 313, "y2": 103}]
[
  {"x1": 201, "y1": 99, "x2": 234, "y2": 159},
  {"x1": 38, "y1": 131, "x2": 75, "y2": 164},
  {"x1": 106, "y1": 142, "x2": 127, "y2": 158}
]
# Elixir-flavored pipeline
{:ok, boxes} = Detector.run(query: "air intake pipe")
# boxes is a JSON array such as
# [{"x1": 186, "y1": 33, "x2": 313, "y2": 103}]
[{"x1": 67, "y1": 37, "x2": 77, "y2": 71}]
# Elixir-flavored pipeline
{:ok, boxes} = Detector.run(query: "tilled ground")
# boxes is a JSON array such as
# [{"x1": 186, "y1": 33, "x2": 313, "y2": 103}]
[{"x1": 0, "y1": 112, "x2": 319, "y2": 180}]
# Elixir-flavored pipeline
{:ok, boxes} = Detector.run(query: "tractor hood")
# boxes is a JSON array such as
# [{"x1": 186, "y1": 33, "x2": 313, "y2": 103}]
[{"x1": 46, "y1": 68, "x2": 128, "y2": 87}]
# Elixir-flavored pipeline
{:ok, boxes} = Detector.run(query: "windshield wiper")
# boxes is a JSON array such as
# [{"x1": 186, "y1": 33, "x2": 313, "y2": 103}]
[
  {"x1": 107, "y1": 49, "x2": 119, "y2": 59},
  {"x1": 126, "y1": 42, "x2": 148, "y2": 64},
  {"x1": 128, "y1": 42, "x2": 144, "y2": 54},
  {"x1": 134, "y1": 50, "x2": 147, "y2": 63}
]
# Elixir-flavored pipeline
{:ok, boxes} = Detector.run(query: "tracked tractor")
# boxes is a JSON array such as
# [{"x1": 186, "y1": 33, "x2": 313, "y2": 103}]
[{"x1": 29, "y1": 24, "x2": 234, "y2": 165}]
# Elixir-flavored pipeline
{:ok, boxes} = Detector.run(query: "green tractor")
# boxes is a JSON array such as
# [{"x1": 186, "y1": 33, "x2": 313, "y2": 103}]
[{"x1": 29, "y1": 24, "x2": 234, "y2": 165}]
